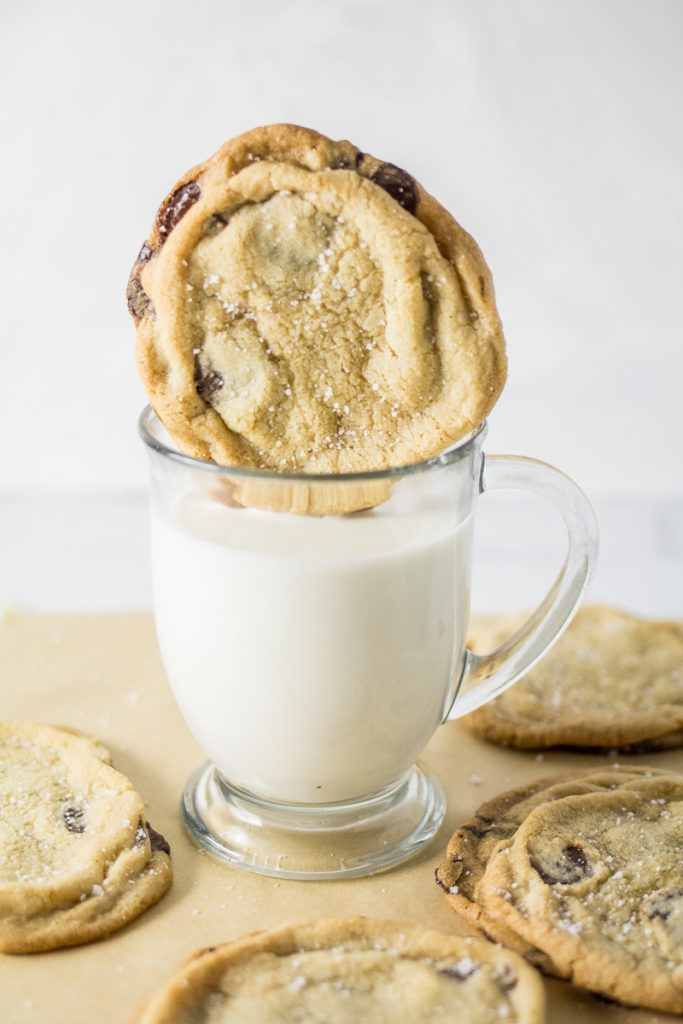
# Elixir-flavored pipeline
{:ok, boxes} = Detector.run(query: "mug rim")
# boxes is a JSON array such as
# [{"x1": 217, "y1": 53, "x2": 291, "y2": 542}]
[{"x1": 138, "y1": 405, "x2": 487, "y2": 484}]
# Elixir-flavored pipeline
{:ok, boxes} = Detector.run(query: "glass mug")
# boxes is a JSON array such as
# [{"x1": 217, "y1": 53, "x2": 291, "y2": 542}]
[{"x1": 140, "y1": 408, "x2": 598, "y2": 880}]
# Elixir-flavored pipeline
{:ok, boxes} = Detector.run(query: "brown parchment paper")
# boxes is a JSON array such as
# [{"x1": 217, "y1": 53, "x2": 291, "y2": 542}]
[{"x1": 0, "y1": 611, "x2": 681, "y2": 1023}]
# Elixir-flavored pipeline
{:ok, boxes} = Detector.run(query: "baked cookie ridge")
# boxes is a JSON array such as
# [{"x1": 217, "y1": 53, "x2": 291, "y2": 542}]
[
  {"x1": 463, "y1": 606, "x2": 683, "y2": 750},
  {"x1": 127, "y1": 916, "x2": 545, "y2": 1023}
]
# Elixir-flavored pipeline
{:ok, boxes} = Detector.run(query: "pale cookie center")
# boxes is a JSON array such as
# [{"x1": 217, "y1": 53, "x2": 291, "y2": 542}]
[
  {"x1": 187, "y1": 189, "x2": 443, "y2": 470},
  {"x1": 0, "y1": 742, "x2": 140, "y2": 888},
  {"x1": 199, "y1": 948, "x2": 520, "y2": 1023},
  {"x1": 515, "y1": 790, "x2": 683, "y2": 963},
  {"x1": 0, "y1": 752, "x2": 88, "y2": 880}
]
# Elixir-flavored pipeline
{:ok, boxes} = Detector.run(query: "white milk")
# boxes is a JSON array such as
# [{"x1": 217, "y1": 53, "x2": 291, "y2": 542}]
[{"x1": 151, "y1": 491, "x2": 473, "y2": 804}]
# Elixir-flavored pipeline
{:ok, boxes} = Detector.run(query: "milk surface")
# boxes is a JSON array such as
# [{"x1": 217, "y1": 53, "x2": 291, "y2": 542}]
[{"x1": 152, "y1": 491, "x2": 473, "y2": 804}]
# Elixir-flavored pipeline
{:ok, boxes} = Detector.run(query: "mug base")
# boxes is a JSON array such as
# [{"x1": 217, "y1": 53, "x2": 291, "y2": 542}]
[{"x1": 180, "y1": 762, "x2": 446, "y2": 880}]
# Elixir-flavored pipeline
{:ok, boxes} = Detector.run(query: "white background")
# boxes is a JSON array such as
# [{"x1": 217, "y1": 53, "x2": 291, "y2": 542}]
[{"x1": 1, "y1": 0, "x2": 682, "y2": 612}]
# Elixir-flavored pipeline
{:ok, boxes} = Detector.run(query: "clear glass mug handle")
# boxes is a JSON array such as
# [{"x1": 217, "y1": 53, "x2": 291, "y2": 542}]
[{"x1": 445, "y1": 454, "x2": 599, "y2": 719}]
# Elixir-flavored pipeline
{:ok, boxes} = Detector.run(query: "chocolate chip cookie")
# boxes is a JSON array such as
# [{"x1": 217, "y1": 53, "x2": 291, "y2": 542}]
[
  {"x1": 0, "y1": 722, "x2": 172, "y2": 953},
  {"x1": 436, "y1": 765, "x2": 683, "y2": 1013},
  {"x1": 128, "y1": 124, "x2": 506, "y2": 475},
  {"x1": 128, "y1": 916, "x2": 545, "y2": 1023},
  {"x1": 464, "y1": 605, "x2": 683, "y2": 750}
]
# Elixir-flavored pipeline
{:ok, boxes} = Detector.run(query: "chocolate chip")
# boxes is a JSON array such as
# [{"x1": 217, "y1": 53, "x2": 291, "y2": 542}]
[
  {"x1": 495, "y1": 964, "x2": 518, "y2": 992},
  {"x1": 157, "y1": 180, "x2": 202, "y2": 238},
  {"x1": 126, "y1": 243, "x2": 156, "y2": 320},
  {"x1": 642, "y1": 888, "x2": 683, "y2": 921},
  {"x1": 136, "y1": 242, "x2": 155, "y2": 266},
  {"x1": 531, "y1": 844, "x2": 593, "y2": 886},
  {"x1": 127, "y1": 282, "x2": 150, "y2": 319},
  {"x1": 441, "y1": 961, "x2": 478, "y2": 981},
  {"x1": 368, "y1": 162, "x2": 418, "y2": 214},
  {"x1": 205, "y1": 211, "x2": 228, "y2": 235},
  {"x1": 146, "y1": 822, "x2": 171, "y2": 856},
  {"x1": 133, "y1": 820, "x2": 171, "y2": 855},
  {"x1": 63, "y1": 806, "x2": 86, "y2": 833},
  {"x1": 195, "y1": 363, "x2": 225, "y2": 400}
]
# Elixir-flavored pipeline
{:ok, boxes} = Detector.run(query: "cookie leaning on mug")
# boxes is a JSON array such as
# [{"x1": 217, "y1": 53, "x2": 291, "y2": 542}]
[
  {"x1": 127, "y1": 916, "x2": 545, "y2": 1023},
  {"x1": 127, "y1": 124, "x2": 506, "y2": 476},
  {"x1": 436, "y1": 765, "x2": 683, "y2": 1013},
  {"x1": 463, "y1": 605, "x2": 683, "y2": 750},
  {"x1": 0, "y1": 722, "x2": 172, "y2": 953}
]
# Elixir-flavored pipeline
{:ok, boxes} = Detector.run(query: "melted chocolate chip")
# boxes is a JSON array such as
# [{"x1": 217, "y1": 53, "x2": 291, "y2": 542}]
[
  {"x1": 137, "y1": 242, "x2": 155, "y2": 266},
  {"x1": 147, "y1": 822, "x2": 171, "y2": 856},
  {"x1": 368, "y1": 162, "x2": 418, "y2": 214},
  {"x1": 157, "y1": 180, "x2": 202, "y2": 238},
  {"x1": 127, "y1": 281, "x2": 151, "y2": 320},
  {"x1": 642, "y1": 888, "x2": 683, "y2": 921},
  {"x1": 63, "y1": 806, "x2": 86, "y2": 833},
  {"x1": 126, "y1": 243, "x2": 156, "y2": 320},
  {"x1": 532, "y1": 844, "x2": 592, "y2": 886},
  {"x1": 440, "y1": 961, "x2": 478, "y2": 981},
  {"x1": 195, "y1": 364, "x2": 225, "y2": 400},
  {"x1": 133, "y1": 820, "x2": 171, "y2": 855}
]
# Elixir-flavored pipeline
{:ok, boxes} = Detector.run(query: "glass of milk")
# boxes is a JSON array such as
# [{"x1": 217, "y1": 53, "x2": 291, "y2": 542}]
[{"x1": 140, "y1": 408, "x2": 597, "y2": 879}]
